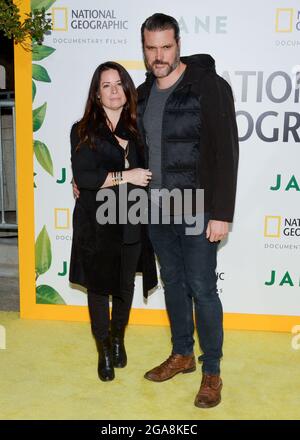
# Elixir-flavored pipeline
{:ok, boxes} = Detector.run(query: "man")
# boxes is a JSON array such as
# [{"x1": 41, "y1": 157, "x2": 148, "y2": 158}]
[{"x1": 137, "y1": 13, "x2": 239, "y2": 408}]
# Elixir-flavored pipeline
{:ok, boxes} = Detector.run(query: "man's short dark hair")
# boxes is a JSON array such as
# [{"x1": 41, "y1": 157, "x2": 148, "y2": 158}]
[{"x1": 141, "y1": 13, "x2": 180, "y2": 46}]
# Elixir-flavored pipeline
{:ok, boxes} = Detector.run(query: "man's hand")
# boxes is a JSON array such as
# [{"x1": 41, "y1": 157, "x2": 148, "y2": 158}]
[
  {"x1": 72, "y1": 179, "x2": 80, "y2": 199},
  {"x1": 206, "y1": 220, "x2": 229, "y2": 242}
]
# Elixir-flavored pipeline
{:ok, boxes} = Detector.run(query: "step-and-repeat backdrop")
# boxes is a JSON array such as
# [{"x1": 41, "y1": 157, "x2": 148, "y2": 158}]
[{"x1": 24, "y1": 0, "x2": 300, "y2": 328}]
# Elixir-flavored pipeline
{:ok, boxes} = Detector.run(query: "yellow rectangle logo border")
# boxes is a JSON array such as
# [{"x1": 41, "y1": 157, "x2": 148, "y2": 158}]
[
  {"x1": 55, "y1": 208, "x2": 70, "y2": 229},
  {"x1": 52, "y1": 7, "x2": 68, "y2": 32},
  {"x1": 264, "y1": 215, "x2": 281, "y2": 238},
  {"x1": 275, "y1": 8, "x2": 294, "y2": 33}
]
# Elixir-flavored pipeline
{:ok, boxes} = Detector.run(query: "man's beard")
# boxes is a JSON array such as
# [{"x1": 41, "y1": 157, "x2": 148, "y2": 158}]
[{"x1": 144, "y1": 47, "x2": 180, "y2": 78}]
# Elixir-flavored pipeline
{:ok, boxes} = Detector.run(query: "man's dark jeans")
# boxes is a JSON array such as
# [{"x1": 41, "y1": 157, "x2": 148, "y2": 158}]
[{"x1": 148, "y1": 213, "x2": 223, "y2": 375}]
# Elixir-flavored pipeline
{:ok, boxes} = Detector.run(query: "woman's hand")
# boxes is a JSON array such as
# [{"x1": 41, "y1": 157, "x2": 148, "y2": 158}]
[
  {"x1": 72, "y1": 179, "x2": 80, "y2": 199},
  {"x1": 124, "y1": 168, "x2": 152, "y2": 187}
]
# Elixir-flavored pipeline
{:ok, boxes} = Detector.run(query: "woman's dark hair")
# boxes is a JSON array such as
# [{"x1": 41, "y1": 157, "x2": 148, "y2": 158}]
[
  {"x1": 77, "y1": 61, "x2": 137, "y2": 149},
  {"x1": 141, "y1": 13, "x2": 180, "y2": 46}
]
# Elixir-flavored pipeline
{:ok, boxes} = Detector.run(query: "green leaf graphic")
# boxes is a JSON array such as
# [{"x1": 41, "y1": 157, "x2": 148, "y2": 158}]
[
  {"x1": 34, "y1": 140, "x2": 54, "y2": 176},
  {"x1": 31, "y1": 0, "x2": 56, "y2": 12},
  {"x1": 35, "y1": 225, "x2": 52, "y2": 276},
  {"x1": 32, "y1": 64, "x2": 51, "y2": 82},
  {"x1": 36, "y1": 285, "x2": 66, "y2": 305},
  {"x1": 32, "y1": 80, "x2": 36, "y2": 102},
  {"x1": 32, "y1": 45, "x2": 56, "y2": 61},
  {"x1": 34, "y1": 172, "x2": 37, "y2": 188},
  {"x1": 33, "y1": 102, "x2": 47, "y2": 132}
]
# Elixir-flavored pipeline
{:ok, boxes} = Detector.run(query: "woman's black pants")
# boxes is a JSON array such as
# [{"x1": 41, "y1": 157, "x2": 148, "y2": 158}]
[{"x1": 87, "y1": 242, "x2": 141, "y2": 340}]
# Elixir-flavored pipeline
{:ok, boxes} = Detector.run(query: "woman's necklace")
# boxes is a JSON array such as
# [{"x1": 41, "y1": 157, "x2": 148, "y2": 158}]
[
  {"x1": 124, "y1": 142, "x2": 130, "y2": 169},
  {"x1": 114, "y1": 133, "x2": 130, "y2": 169}
]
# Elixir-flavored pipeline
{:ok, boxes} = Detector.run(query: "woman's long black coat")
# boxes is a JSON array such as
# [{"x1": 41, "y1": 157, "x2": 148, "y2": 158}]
[{"x1": 69, "y1": 122, "x2": 157, "y2": 297}]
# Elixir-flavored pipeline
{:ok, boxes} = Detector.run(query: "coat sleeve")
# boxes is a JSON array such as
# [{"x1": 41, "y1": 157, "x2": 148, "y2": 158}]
[
  {"x1": 205, "y1": 75, "x2": 239, "y2": 222},
  {"x1": 70, "y1": 124, "x2": 109, "y2": 190}
]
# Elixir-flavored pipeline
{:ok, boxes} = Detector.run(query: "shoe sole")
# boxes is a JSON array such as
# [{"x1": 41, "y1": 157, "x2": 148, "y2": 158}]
[
  {"x1": 194, "y1": 396, "x2": 221, "y2": 408},
  {"x1": 98, "y1": 376, "x2": 115, "y2": 381},
  {"x1": 144, "y1": 366, "x2": 196, "y2": 382},
  {"x1": 194, "y1": 383, "x2": 223, "y2": 408},
  {"x1": 114, "y1": 363, "x2": 127, "y2": 368}
]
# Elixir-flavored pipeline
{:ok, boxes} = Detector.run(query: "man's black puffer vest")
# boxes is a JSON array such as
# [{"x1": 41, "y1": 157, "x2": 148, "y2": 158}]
[{"x1": 137, "y1": 54, "x2": 239, "y2": 222}]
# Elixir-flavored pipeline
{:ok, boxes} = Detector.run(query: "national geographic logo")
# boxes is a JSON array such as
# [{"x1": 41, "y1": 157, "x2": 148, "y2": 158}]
[
  {"x1": 54, "y1": 208, "x2": 72, "y2": 242},
  {"x1": 264, "y1": 216, "x2": 300, "y2": 251},
  {"x1": 275, "y1": 8, "x2": 300, "y2": 47},
  {"x1": 264, "y1": 216, "x2": 281, "y2": 238},
  {"x1": 54, "y1": 208, "x2": 70, "y2": 230},
  {"x1": 264, "y1": 216, "x2": 300, "y2": 238},
  {"x1": 275, "y1": 9, "x2": 300, "y2": 33},
  {"x1": 52, "y1": 8, "x2": 68, "y2": 31},
  {"x1": 52, "y1": 8, "x2": 128, "y2": 31}
]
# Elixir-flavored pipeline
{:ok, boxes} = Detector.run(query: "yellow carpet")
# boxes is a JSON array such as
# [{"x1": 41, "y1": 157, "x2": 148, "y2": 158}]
[{"x1": 0, "y1": 311, "x2": 299, "y2": 420}]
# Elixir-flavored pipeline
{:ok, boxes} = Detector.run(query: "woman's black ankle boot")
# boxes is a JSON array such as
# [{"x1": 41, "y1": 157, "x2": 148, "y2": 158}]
[
  {"x1": 95, "y1": 337, "x2": 115, "y2": 381},
  {"x1": 111, "y1": 326, "x2": 127, "y2": 368}
]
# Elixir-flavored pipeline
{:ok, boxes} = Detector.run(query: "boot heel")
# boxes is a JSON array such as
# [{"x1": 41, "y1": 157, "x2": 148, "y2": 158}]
[
  {"x1": 96, "y1": 337, "x2": 115, "y2": 381},
  {"x1": 182, "y1": 366, "x2": 196, "y2": 374}
]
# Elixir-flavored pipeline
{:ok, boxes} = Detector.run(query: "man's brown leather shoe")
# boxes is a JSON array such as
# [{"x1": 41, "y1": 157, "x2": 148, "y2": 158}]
[
  {"x1": 144, "y1": 354, "x2": 196, "y2": 382},
  {"x1": 194, "y1": 374, "x2": 222, "y2": 408}
]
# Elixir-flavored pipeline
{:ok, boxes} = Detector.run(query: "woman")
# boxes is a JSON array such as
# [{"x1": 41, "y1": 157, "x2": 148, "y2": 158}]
[{"x1": 69, "y1": 61, "x2": 157, "y2": 382}]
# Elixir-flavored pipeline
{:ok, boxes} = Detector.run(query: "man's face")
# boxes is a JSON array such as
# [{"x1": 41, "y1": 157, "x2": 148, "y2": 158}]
[{"x1": 143, "y1": 28, "x2": 180, "y2": 78}]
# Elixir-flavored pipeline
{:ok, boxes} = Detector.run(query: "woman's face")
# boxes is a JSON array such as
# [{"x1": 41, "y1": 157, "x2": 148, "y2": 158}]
[{"x1": 98, "y1": 69, "x2": 127, "y2": 112}]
